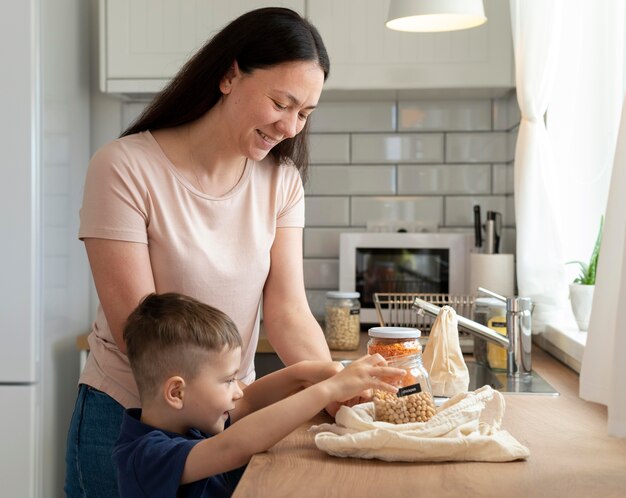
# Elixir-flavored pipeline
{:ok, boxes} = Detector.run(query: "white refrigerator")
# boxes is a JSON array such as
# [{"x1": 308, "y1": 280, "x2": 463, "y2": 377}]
[{"x1": 0, "y1": 1, "x2": 41, "y2": 496}]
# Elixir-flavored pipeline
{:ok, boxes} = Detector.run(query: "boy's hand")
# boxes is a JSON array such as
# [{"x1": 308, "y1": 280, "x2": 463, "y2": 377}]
[{"x1": 324, "y1": 354, "x2": 404, "y2": 403}]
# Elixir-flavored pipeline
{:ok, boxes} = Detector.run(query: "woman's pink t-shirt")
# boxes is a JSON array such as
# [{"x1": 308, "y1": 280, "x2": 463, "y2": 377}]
[{"x1": 78, "y1": 131, "x2": 304, "y2": 408}]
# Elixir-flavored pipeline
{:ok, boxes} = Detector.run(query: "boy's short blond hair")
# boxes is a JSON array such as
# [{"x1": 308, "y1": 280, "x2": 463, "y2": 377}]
[{"x1": 123, "y1": 293, "x2": 242, "y2": 402}]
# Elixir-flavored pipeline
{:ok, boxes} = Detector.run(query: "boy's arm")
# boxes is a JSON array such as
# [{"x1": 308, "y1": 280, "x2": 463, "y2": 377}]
[
  {"x1": 181, "y1": 354, "x2": 403, "y2": 485},
  {"x1": 230, "y1": 360, "x2": 343, "y2": 422}
]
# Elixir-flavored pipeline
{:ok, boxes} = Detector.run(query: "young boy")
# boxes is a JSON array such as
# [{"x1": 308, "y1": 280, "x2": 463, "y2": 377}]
[{"x1": 112, "y1": 292, "x2": 403, "y2": 497}]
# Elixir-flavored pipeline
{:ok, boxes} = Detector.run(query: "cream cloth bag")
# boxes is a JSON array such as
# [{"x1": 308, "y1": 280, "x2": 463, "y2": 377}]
[
  {"x1": 422, "y1": 305, "x2": 469, "y2": 397},
  {"x1": 311, "y1": 386, "x2": 529, "y2": 462}
]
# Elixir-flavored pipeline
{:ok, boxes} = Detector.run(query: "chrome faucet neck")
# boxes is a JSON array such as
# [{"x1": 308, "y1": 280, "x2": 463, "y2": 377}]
[{"x1": 412, "y1": 293, "x2": 533, "y2": 378}]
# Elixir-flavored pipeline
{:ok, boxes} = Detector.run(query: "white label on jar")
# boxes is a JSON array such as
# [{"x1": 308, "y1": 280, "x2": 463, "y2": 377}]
[{"x1": 350, "y1": 308, "x2": 360, "y2": 315}]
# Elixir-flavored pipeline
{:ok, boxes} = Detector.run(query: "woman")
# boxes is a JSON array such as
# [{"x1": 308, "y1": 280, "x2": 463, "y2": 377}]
[{"x1": 65, "y1": 7, "x2": 333, "y2": 497}]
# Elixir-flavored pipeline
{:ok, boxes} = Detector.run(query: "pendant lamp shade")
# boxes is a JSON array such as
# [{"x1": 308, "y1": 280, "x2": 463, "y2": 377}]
[{"x1": 386, "y1": 0, "x2": 487, "y2": 32}]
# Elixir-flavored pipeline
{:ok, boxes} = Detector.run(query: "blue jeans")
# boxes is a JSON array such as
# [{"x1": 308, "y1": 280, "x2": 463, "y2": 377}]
[{"x1": 65, "y1": 384, "x2": 124, "y2": 498}]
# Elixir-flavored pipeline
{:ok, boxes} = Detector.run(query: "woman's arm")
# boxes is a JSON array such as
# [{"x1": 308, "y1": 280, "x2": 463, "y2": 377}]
[
  {"x1": 84, "y1": 238, "x2": 156, "y2": 352},
  {"x1": 262, "y1": 227, "x2": 331, "y2": 364}
]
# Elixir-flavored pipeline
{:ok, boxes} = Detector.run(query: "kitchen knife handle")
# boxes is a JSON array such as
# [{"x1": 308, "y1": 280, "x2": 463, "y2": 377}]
[{"x1": 473, "y1": 205, "x2": 482, "y2": 248}]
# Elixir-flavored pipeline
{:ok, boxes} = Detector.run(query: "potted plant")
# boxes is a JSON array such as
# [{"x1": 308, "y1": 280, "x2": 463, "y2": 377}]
[{"x1": 567, "y1": 215, "x2": 604, "y2": 331}]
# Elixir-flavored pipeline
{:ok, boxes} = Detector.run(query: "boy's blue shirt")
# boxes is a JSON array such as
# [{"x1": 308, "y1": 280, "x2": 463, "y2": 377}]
[{"x1": 113, "y1": 408, "x2": 244, "y2": 498}]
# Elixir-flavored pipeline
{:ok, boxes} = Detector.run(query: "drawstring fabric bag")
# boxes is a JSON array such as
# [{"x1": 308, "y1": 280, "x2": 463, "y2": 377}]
[{"x1": 422, "y1": 305, "x2": 470, "y2": 397}]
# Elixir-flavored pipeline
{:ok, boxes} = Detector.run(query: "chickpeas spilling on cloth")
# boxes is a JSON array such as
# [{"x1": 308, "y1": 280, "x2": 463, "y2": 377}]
[{"x1": 373, "y1": 389, "x2": 437, "y2": 424}]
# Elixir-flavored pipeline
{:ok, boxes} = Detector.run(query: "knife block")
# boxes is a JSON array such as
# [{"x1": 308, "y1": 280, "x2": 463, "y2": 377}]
[{"x1": 469, "y1": 253, "x2": 515, "y2": 297}]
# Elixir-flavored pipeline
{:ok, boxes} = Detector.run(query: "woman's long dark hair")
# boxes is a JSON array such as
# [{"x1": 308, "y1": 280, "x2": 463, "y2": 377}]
[{"x1": 121, "y1": 7, "x2": 329, "y2": 180}]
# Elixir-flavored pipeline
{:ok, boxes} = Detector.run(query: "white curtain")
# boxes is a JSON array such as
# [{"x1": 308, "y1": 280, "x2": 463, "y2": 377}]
[
  {"x1": 509, "y1": 0, "x2": 568, "y2": 332},
  {"x1": 580, "y1": 95, "x2": 626, "y2": 438}
]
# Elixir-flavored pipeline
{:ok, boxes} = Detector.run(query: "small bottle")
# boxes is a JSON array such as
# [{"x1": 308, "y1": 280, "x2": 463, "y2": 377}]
[{"x1": 324, "y1": 291, "x2": 361, "y2": 350}]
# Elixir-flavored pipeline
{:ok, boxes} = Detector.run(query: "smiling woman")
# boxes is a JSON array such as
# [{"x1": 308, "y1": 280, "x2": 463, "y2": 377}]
[{"x1": 64, "y1": 7, "x2": 334, "y2": 498}]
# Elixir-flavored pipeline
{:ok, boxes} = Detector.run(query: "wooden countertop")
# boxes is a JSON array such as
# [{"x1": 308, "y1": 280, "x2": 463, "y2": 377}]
[{"x1": 233, "y1": 346, "x2": 626, "y2": 498}]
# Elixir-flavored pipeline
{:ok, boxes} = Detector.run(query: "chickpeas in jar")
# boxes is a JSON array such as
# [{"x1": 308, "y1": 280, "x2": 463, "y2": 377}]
[
  {"x1": 368, "y1": 327, "x2": 435, "y2": 424},
  {"x1": 367, "y1": 327, "x2": 422, "y2": 359},
  {"x1": 324, "y1": 291, "x2": 361, "y2": 350}
]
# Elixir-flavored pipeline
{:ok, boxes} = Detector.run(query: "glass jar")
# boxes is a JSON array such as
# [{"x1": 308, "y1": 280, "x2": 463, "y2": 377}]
[
  {"x1": 474, "y1": 297, "x2": 507, "y2": 370},
  {"x1": 324, "y1": 291, "x2": 361, "y2": 350},
  {"x1": 385, "y1": 353, "x2": 432, "y2": 396},
  {"x1": 373, "y1": 350, "x2": 435, "y2": 425},
  {"x1": 367, "y1": 326, "x2": 422, "y2": 358}
]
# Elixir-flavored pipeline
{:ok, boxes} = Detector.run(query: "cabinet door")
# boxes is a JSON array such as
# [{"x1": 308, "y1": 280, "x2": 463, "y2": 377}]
[
  {"x1": 307, "y1": 0, "x2": 514, "y2": 90},
  {"x1": 101, "y1": 0, "x2": 305, "y2": 92}
]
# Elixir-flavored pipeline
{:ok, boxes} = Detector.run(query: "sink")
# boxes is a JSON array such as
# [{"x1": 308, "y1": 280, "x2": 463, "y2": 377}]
[
  {"x1": 467, "y1": 361, "x2": 559, "y2": 396},
  {"x1": 339, "y1": 359, "x2": 559, "y2": 396}
]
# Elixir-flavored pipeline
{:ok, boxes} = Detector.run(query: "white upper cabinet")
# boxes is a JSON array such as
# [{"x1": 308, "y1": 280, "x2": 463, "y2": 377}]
[
  {"x1": 99, "y1": 0, "x2": 305, "y2": 93},
  {"x1": 309, "y1": 0, "x2": 514, "y2": 90},
  {"x1": 99, "y1": 0, "x2": 513, "y2": 94}
]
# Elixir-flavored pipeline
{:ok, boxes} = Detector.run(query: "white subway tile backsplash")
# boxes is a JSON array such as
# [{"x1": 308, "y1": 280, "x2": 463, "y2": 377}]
[
  {"x1": 446, "y1": 132, "x2": 509, "y2": 163},
  {"x1": 306, "y1": 165, "x2": 396, "y2": 195},
  {"x1": 296, "y1": 96, "x2": 519, "y2": 296},
  {"x1": 310, "y1": 101, "x2": 396, "y2": 133},
  {"x1": 493, "y1": 163, "x2": 514, "y2": 194},
  {"x1": 506, "y1": 196, "x2": 515, "y2": 226},
  {"x1": 122, "y1": 101, "x2": 149, "y2": 129},
  {"x1": 351, "y1": 196, "x2": 443, "y2": 226},
  {"x1": 305, "y1": 197, "x2": 350, "y2": 226},
  {"x1": 352, "y1": 133, "x2": 444, "y2": 163},
  {"x1": 43, "y1": 165, "x2": 70, "y2": 195},
  {"x1": 43, "y1": 104, "x2": 69, "y2": 133},
  {"x1": 44, "y1": 134, "x2": 70, "y2": 164},
  {"x1": 44, "y1": 287, "x2": 69, "y2": 318},
  {"x1": 304, "y1": 227, "x2": 363, "y2": 258},
  {"x1": 398, "y1": 164, "x2": 491, "y2": 195},
  {"x1": 45, "y1": 227, "x2": 70, "y2": 256},
  {"x1": 445, "y1": 196, "x2": 509, "y2": 226},
  {"x1": 309, "y1": 134, "x2": 351, "y2": 164},
  {"x1": 303, "y1": 259, "x2": 339, "y2": 289},
  {"x1": 508, "y1": 128, "x2": 518, "y2": 160},
  {"x1": 44, "y1": 256, "x2": 68, "y2": 287},
  {"x1": 493, "y1": 93, "x2": 521, "y2": 131},
  {"x1": 305, "y1": 289, "x2": 328, "y2": 320},
  {"x1": 399, "y1": 100, "x2": 491, "y2": 131},
  {"x1": 45, "y1": 195, "x2": 70, "y2": 227},
  {"x1": 500, "y1": 227, "x2": 517, "y2": 255}
]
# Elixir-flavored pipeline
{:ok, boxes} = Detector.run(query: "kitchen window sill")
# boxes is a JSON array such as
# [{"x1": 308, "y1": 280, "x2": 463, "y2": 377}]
[{"x1": 535, "y1": 320, "x2": 587, "y2": 373}]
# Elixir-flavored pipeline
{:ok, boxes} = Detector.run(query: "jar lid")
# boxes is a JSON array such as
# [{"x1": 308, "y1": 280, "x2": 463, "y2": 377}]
[
  {"x1": 326, "y1": 291, "x2": 360, "y2": 299},
  {"x1": 368, "y1": 326, "x2": 421, "y2": 338}
]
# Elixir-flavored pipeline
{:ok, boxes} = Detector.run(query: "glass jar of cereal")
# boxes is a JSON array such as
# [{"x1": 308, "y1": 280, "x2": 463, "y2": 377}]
[{"x1": 324, "y1": 291, "x2": 361, "y2": 350}]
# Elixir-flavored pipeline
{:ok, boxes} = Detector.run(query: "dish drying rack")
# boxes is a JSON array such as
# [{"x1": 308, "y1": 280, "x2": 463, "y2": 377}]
[{"x1": 372, "y1": 293, "x2": 476, "y2": 350}]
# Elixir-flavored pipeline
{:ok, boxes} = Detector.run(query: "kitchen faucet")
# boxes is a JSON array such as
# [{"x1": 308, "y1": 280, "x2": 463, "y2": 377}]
[{"x1": 412, "y1": 287, "x2": 533, "y2": 377}]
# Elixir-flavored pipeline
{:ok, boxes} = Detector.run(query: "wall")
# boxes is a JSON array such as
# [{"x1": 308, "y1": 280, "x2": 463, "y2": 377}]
[
  {"x1": 41, "y1": 0, "x2": 92, "y2": 495},
  {"x1": 304, "y1": 93, "x2": 519, "y2": 317},
  {"x1": 97, "y1": 92, "x2": 519, "y2": 320}
]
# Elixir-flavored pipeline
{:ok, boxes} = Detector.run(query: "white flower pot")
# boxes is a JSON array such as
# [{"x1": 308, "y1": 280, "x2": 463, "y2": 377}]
[{"x1": 569, "y1": 284, "x2": 595, "y2": 331}]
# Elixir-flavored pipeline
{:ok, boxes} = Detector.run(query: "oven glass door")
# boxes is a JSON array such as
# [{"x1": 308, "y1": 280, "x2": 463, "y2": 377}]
[{"x1": 356, "y1": 248, "x2": 449, "y2": 308}]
